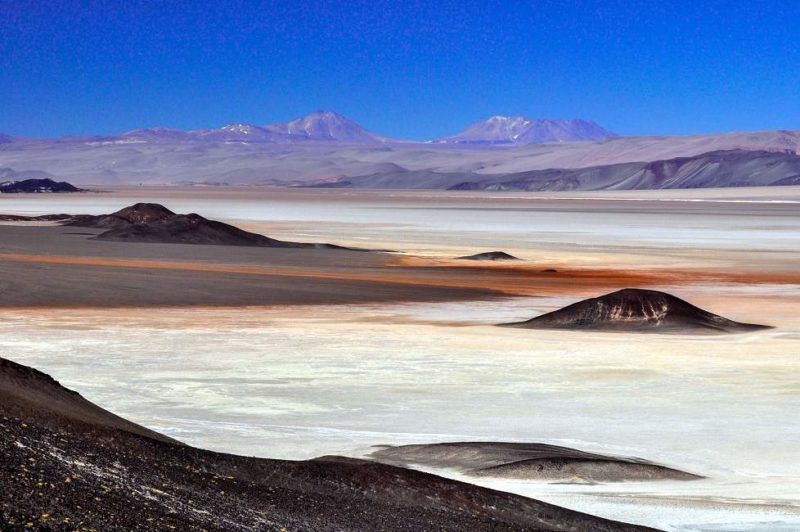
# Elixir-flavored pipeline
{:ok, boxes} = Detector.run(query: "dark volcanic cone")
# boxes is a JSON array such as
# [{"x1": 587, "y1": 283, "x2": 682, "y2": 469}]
[
  {"x1": 64, "y1": 202, "x2": 178, "y2": 230},
  {"x1": 110, "y1": 202, "x2": 176, "y2": 223},
  {"x1": 0, "y1": 356, "x2": 653, "y2": 531},
  {"x1": 501, "y1": 288, "x2": 770, "y2": 333},
  {"x1": 64, "y1": 202, "x2": 358, "y2": 250},
  {"x1": 458, "y1": 251, "x2": 519, "y2": 261},
  {"x1": 93, "y1": 212, "x2": 341, "y2": 248},
  {"x1": 370, "y1": 442, "x2": 701, "y2": 483}
]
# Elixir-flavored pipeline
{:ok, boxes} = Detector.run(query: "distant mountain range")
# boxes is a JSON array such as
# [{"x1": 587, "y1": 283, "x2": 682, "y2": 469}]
[
  {"x1": 121, "y1": 111, "x2": 390, "y2": 144},
  {"x1": 0, "y1": 111, "x2": 613, "y2": 146},
  {"x1": 1, "y1": 111, "x2": 799, "y2": 190},
  {"x1": 438, "y1": 116, "x2": 615, "y2": 144}
]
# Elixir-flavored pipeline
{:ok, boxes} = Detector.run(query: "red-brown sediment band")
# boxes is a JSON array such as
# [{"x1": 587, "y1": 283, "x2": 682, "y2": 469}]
[
  {"x1": 1, "y1": 252, "x2": 797, "y2": 301},
  {"x1": 390, "y1": 255, "x2": 800, "y2": 295}
]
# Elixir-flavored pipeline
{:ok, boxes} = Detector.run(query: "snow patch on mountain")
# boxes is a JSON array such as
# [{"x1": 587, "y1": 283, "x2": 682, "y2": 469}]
[{"x1": 440, "y1": 116, "x2": 615, "y2": 145}]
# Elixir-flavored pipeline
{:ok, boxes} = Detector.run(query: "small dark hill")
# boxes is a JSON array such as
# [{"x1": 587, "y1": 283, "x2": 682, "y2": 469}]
[
  {"x1": 370, "y1": 442, "x2": 701, "y2": 483},
  {"x1": 112, "y1": 202, "x2": 176, "y2": 223},
  {"x1": 65, "y1": 203, "x2": 357, "y2": 250},
  {"x1": 501, "y1": 288, "x2": 770, "y2": 333},
  {"x1": 0, "y1": 178, "x2": 82, "y2": 193},
  {"x1": 95, "y1": 213, "x2": 312, "y2": 247},
  {"x1": 0, "y1": 356, "x2": 653, "y2": 531},
  {"x1": 64, "y1": 202, "x2": 177, "y2": 230},
  {"x1": 458, "y1": 251, "x2": 519, "y2": 261}
]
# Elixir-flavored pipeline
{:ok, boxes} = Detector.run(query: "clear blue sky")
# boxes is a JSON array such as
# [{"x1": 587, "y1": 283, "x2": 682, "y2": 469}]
[{"x1": 1, "y1": 0, "x2": 798, "y2": 140}]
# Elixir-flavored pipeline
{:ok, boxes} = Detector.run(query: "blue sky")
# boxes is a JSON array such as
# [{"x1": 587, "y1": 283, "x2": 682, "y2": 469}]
[{"x1": 1, "y1": 0, "x2": 798, "y2": 139}]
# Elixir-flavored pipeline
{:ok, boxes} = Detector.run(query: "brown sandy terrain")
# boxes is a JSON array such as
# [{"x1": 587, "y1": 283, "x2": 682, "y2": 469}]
[
  {"x1": 0, "y1": 225, "x2": 500, "y2": 306},
  {"x1": 0, "y1": 356, "x2": 655, "y2": 531},
  {"x1": 0, "y1": 223, "x2": 798, "y2": 307},
  {"x1": 396, "y1": 256, "x2": 800, "y2": 296}
]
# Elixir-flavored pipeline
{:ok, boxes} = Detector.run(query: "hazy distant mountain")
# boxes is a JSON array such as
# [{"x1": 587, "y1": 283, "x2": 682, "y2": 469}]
[
  {"x1": 0, "y1": 167, "x2": 55, "y2": 181},
  {"x1": 264, "y1": 110, "x2": 390, "y2": 143},
  {"x1": 439, "y1": 116, "x2": 616, "y2": 144},
  {"x1": 191, "y1": 123, "x2": 288, "y2": 143},
  {"x1": 117, "y1": 111, "x2": 390, "y2": 144},
  {"x1": 116, "y1": 113, "x2": 612, "y2": 145},
  {"x1": 315, "y1": 150, "x2": 800, "y2": 191},
  {"x1": 1, "y1": 123, "x2": 799, "y2": 188},
  {"x1": 120, "y1": 128, "x2": 193, "y2": 142}
]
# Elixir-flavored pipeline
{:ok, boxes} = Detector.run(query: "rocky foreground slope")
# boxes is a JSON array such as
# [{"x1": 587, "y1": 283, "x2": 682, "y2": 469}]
[
  {"x1": 501, "y1": 288, "x2": 770, "y2": 333},
  {"x1": 0, "y1": 356, "x2": 654, "y2": 531}
]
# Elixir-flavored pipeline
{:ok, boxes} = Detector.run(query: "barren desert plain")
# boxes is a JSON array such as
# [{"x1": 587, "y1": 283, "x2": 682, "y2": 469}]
[{"x1": 1, "y1": 186, "x2": 799, "y2": 531}]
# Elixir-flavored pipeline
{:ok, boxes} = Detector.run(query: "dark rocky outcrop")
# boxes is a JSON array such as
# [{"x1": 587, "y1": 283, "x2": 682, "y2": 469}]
[
  {"x1": 0, "y1": 178, "x2": 82, "y2": 193},
  {"x1": 65, "y1": 203, "x2": 358, "y2": 249},
  {"x1": 64, "y1": 203, "x2": 177, "y2": 230},
  {"x1": 370, "y1": 442, "x2": 701, "y2": 483},
  {"x1": 501, "y1": 288, "x2": 770, "y2": 333},
  {"x1": 0, "y1": 213, "x2": 74, "y2": 222},
  {"x1": 0, "y1": 356, "x2": 654, "y2": 531},
  {"x1": 107, "y1": 202, "x2": 176, "y2": 224},
  {"x1": 457, "y1": 251, "x2": 520, "y2": 261}
]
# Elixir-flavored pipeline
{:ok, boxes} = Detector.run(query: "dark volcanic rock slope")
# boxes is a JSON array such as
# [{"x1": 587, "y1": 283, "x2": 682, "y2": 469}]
[
  {"x1": 502, "y1": 288, "x2": 770, "y2": 333},
  {"x1": 370, "y1": 442, "x2": 701, "y2": 483},
  {"x1": 0, "y1": 177, "x2": 82, "y2": 193},
  {"x1": 0, "y1": 357, "x2": 654, "y2": 531},
  {"x1": 65, "y1": 203, "x2": 355, "y2": 249},
  {"x1": 457, "y1": 251, "x2": 520, "y2": 261}
]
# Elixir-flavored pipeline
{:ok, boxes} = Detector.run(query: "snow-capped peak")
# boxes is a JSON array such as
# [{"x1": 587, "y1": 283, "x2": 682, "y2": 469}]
[
  {"x1": 221, "y1": 124, "x2": 261, "y2": 134},
  {"x1": 265, "y1": 111, "x2": 388, "y2": 143},
  {"x1": 439, "y1": 116, "x2": 615, "y2": 145}
]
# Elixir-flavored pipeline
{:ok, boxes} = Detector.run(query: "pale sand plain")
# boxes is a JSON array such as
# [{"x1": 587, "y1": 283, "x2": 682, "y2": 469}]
[{"x1": 0, "y1": 186, "x2": 798, "y2": 531}]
